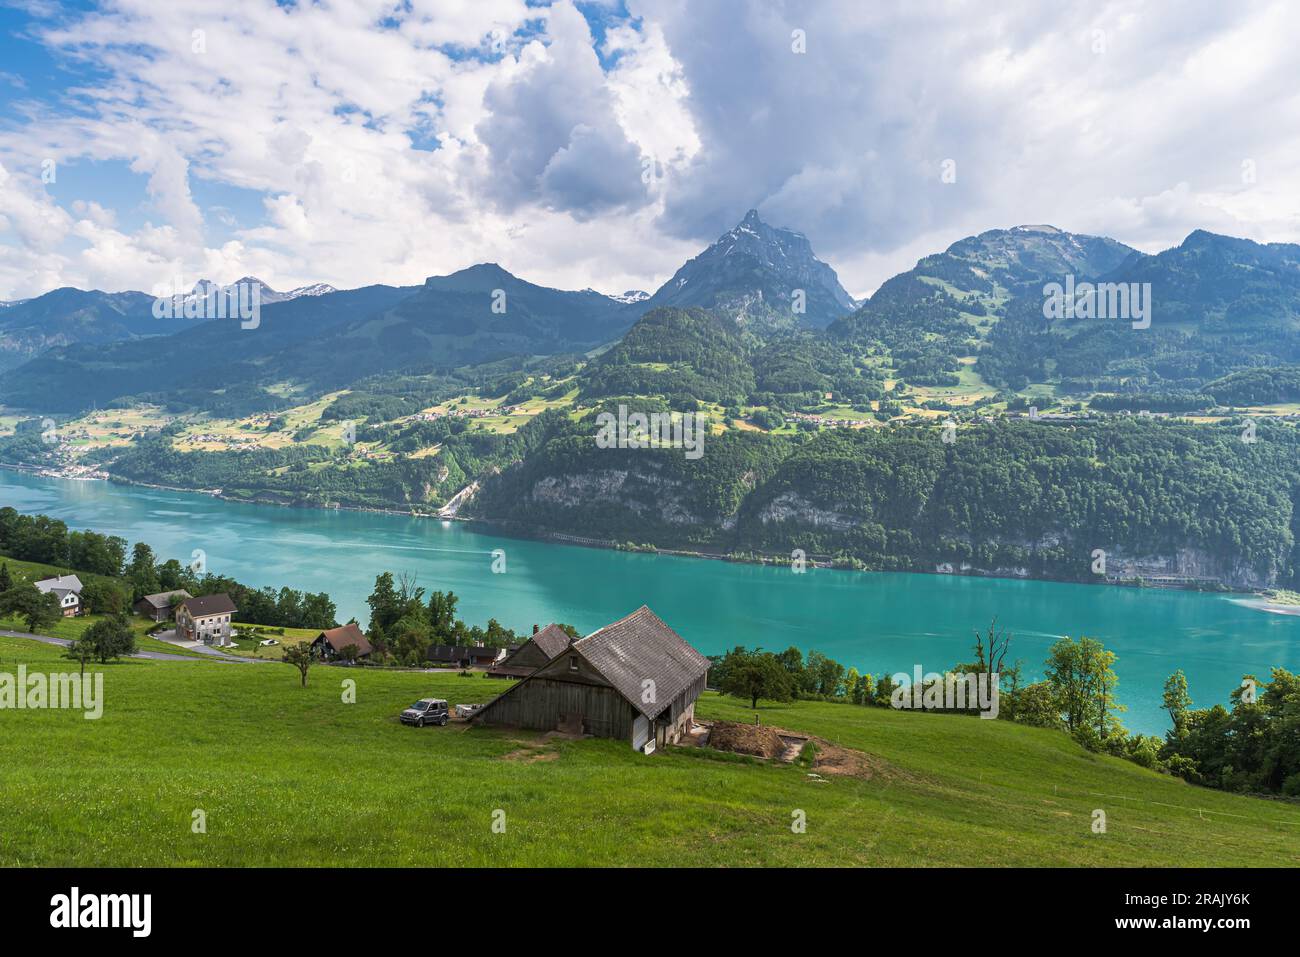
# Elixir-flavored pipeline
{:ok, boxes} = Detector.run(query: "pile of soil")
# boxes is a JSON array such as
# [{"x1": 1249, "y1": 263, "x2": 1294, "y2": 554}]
[{"x1": 708, "y1": 721, "x2": 786, "y2": 758}]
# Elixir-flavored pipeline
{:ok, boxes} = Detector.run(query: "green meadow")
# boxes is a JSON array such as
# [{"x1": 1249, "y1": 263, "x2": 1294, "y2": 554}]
[{"x1": 1, "y1": 634, "x2": 1297, "y2": 867}]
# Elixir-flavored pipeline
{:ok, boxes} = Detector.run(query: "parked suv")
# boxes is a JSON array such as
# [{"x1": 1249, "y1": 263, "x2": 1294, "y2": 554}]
[{"x1": 400, "y1": 698, "x2": 449, "y2": 727}]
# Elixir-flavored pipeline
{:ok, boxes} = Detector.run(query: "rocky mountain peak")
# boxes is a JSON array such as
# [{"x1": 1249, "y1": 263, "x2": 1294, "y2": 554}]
[{"x1": 638, "y1": 209, "x2": 856, "y2": 333}]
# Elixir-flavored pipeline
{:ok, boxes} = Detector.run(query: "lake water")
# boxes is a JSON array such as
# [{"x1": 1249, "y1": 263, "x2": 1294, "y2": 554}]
[{"x1": 2, "y1": 469, "x2": 1296, "y2": 734}]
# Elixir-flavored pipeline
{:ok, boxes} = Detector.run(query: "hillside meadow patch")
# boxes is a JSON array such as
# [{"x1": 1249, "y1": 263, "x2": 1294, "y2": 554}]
[{"x1": 0, "y1": 634, "x2": 1297, "y2": 867}]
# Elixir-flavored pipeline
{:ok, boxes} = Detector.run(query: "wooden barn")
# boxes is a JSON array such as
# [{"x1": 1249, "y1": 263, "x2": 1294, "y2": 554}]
[
  {"x1": 472, "y1": 606, "x2": 709, "y2": 750},
  {"x1": 134, "y1": 589, "x2": 191, "y2": 622},
  {"x1": 486, "y1": 622, "x2": 573, "y2": 678}
]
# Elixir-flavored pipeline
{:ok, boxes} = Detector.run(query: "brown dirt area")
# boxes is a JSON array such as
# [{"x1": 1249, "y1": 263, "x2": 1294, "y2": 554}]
[
  {"x1": 808, "y1": 737, "x2": 893, "y2": 780},
  {"x1": 501, "y1": 748, "x2": 560, "y2": 763},
  {"x1": 496, "y1": 728, "x2": 584, "y2": 762},
  {"x1": 694, "y1": 719, "x2": 894, "y2": 781}
]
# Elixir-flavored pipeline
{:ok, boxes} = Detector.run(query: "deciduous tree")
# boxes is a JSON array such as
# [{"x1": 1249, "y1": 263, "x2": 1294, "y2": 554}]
[
  {"x1": 0, "y1": 582, "x2": 62, "y2": 635},
  {"x1": 283, "y1": 642, "x2": 315, "y2": 687},
  {"x1": 82, "y1": 615, "x2": 137, "y2": 662},
  {"x1": 717, "y1": 648, "x2": 795, "y2": 709}
]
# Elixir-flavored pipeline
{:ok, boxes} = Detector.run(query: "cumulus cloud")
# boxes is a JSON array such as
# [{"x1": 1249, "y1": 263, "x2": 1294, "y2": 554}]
[
  {"x1": 633, "y1": 0, "x2": 1300, "y2": 294},
  {"x1": 476, "y1": 1, "x2": 647, "y2": 216},
  {"x1": 0, "y1": 0, "x2": 1297, "y2": 301}
]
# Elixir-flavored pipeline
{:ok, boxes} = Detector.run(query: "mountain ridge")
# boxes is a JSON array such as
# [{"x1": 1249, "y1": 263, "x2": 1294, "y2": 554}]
[{"x1": 4, "y1": 221, "x2": 1299, "y2": 414}]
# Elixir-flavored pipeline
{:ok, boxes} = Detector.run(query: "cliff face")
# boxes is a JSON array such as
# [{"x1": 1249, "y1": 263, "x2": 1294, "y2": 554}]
[
  {"x1": 531, "y1": 470, "x2": 710, "y2": 527},
  {"x1": 754, "y1": 491, "x2": 862, "y2": 532},
  {"x1": 483, "y1": 463, "x2": 1285, "y2": 588},
  {"x1": 1101, "y1": 548, "x2": 1276, "y2": 590},
  {"x1": 469, "y1": 423, "x2": 1300, "y2": 590}
]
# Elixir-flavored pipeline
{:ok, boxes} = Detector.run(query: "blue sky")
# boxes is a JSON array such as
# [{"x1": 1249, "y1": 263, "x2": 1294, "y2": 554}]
[{"x1": 0, "y1": 0, "x2": 1297, "y2": 301}]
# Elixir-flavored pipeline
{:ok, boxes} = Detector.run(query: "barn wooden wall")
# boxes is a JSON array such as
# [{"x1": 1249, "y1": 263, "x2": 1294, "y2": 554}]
[
  {"x1": 476, "y1": 678, "x2": 636, "y2": 740},
  {"x1": 667, "y1": 675, "x2": 707, "y2": 722}
]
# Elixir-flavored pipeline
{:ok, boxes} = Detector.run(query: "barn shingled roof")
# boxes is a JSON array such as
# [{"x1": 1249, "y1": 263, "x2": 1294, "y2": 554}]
[
  {"x1": 138, "y1": 589, "x2": 191, "y2": 611},
  {"x1": 573, "y1": 606, "x2": 710, "y2": 720},
  {"x1": 530, "y1": 623, "x2": 573, "y2": 659}
]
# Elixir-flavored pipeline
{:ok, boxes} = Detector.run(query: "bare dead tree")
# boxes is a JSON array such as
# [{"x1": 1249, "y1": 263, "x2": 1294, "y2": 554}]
[
  {"x1": 973, "y1": 617, "x2": 1022, "y2": 693},
  {"x1": 396, "y1": 571, "x2": 424, "y2": 605}
]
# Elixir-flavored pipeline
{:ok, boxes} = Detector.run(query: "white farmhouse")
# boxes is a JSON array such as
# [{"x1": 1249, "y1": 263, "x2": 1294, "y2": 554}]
[{"x1": 34, "y1": 574, "x2": 84, "y2": 617}]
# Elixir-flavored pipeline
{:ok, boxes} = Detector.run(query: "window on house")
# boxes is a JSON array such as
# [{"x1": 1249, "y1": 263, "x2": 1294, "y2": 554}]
[{"x1": 569, "y1": 655, "x2": 578, "y2": 672}]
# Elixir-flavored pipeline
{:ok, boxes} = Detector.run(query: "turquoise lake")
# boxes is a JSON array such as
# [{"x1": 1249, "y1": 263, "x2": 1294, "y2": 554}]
[{"x1": 2, "y1": 469, "x2": 1297, "y2": 734}]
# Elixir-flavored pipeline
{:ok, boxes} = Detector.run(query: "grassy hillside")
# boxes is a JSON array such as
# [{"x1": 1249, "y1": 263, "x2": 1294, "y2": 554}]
[{"x1": 1, "y1": 634, "x2": 1295, "y2": 867}]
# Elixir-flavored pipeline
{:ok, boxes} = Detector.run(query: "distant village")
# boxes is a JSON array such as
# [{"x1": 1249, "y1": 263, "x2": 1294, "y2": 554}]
[{"x1": 404, "y1": 404, "x2": 529, "y2": 423}]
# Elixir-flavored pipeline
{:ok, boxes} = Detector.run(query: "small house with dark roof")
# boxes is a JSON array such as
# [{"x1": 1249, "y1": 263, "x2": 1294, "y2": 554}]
[
  {"x1": 486, "y1": 622, "x2": 573, "y2": 678},
  {"x1": 311, "y1": 622, "x2": 373, "y2": 661},
  {"x1": 472, "y1": 606, "x2": 709, "y2": 750},
  {"x1": 426, "y1": 644, "x2": 507, "y2": 669},
  {"x1": 34, "y1": 574, "x2": 83, "y2": 617},
  {"x1": 176, "y1": 593, "x2": 238, "y2": 646},
  {"x1": 134, "y1": 589, "x2": 192, "y2": 622}
]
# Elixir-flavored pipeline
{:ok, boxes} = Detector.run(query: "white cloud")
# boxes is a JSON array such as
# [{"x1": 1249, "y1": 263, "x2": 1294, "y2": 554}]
[
  {"x1": 602, "y1": 18, "x2": 700, "y2": 184},
  {"x1": 475, "y1": 1, "x2": 648, "y2": 217},
  {"x1": 634, "y1": 0, "x2": 1300, "y2": 285},
  {"x1": 0, "y1": 0, "x2": 1297, "y2": 301}
]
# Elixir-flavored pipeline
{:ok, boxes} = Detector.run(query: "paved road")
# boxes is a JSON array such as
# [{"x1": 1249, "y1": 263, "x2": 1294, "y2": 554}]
[{"x1": 0, "y1": 629, "x2": 267, "y2": 663}]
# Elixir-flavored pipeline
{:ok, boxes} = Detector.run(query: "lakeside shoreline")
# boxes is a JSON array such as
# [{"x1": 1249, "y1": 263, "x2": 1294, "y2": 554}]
[
  {"x1": 1227, "y1": 596, "x2": 1300, "y2": 617},
  {"x1": 0, "y1": 461, "x2": 1262, "y2": 602}
]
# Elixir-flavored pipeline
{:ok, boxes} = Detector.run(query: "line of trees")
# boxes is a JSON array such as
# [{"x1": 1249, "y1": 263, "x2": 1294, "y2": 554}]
[
  {"x1": 0, "y1": 508, "x2": 128, "y2": 576},
  {"x1": 1161, "y1": 668, "x2": 1300, "y2": 795},
  {"x1": 365, "y1": 572, "x2": 525, "y2": 666},
  {"x1": 708, "y1": 621, "x2": 1025, "y2": 713}
]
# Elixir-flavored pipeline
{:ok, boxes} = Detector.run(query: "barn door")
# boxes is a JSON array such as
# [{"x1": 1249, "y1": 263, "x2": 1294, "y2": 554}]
[{"x1": 632, "y1": 715, "x2": 650, "y2": 751}]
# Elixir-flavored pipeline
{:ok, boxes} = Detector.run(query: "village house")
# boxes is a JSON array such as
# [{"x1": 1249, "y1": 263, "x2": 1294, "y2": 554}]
[
  {"x1": 486, "y1": 622, "x2": 572, "y2": 678},
  {"x1": 427, "y1": 644, "x2": 508, "y2": 669},
  {"x1": 133, "y1": 589, "x2": 192, "y2": 622},
  {"x1": 472, "y1": 606, "x2": 710, "y2": 751},
  {"x1": 310, "y1": 622, "x2": 373, "y2": 661},
  {"x1": 34, "y1": 575, "x2": 83, "y2": 617},
  {"x1": 175, "y1": 593, "x2": 237, "y2": 646}
]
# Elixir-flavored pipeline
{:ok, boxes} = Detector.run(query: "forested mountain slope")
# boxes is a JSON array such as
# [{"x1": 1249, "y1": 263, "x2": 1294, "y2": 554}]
[{"x1": 471, "y1": 415, "x2": 1300, "y2": 589}]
